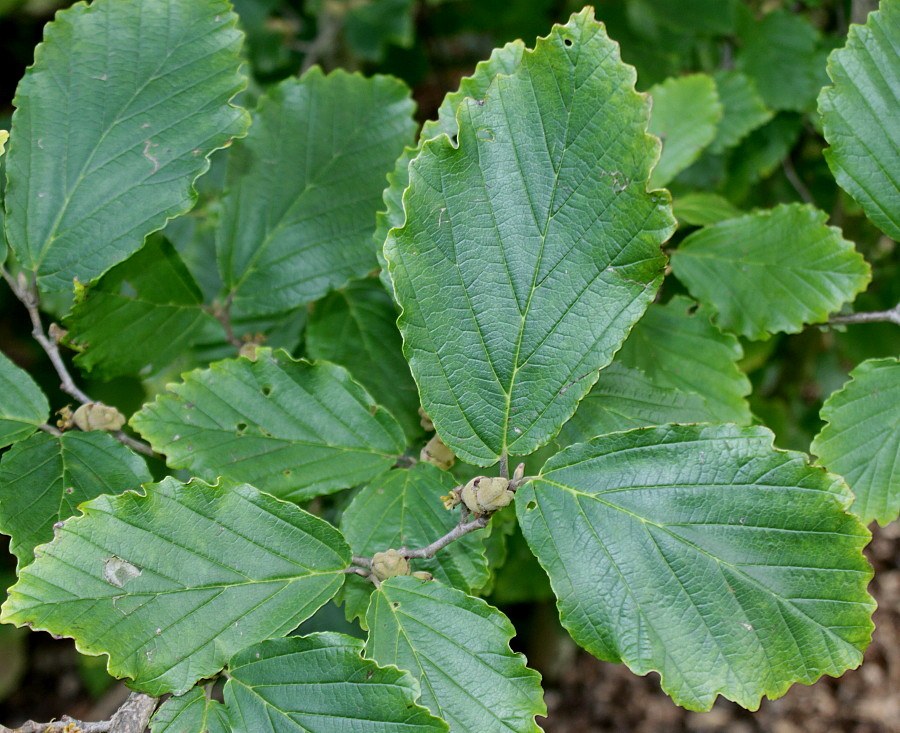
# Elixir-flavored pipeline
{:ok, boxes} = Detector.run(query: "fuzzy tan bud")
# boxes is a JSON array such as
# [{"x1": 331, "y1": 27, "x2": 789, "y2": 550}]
[
  {"x1": 73, "y1": 402, "x2": 126, "y2": 432},
  {"x1": 419, "y1": 435, "x2": 455, "y2": 470},
  {"x1": 371, "y1": 549, "x2": 410, "y2": 581},
  {"x1": 460, "y1": 476, "x2": 513, "y2": 515}
]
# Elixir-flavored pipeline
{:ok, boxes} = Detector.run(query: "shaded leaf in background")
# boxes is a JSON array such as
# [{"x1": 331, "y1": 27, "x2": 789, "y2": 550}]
[
  {"x1": 385, "y1": 8, "x2": 673, "y2": 465},
  {"x1": 366, "y1": 576, "x2": 545, "y2": 732},
  {"x1": 225, "y1": 633, "x2": 448, "y2": 732},
  {"x1": 132, "y1": 348, "x2": 405, "y2": 502},
  {"x1": 671, "y1": 203, "x2": 871, "y2": 340},
  {"x1": 673, "y1": 192, "x2": 742, "y2": 227},
  {"x1": 0, "y1": 431, "x2": 150, "y2": 569},
  {"x1": 1, "y1": 477, "x2": 351, "y2": 696},
  {"x1": 736, "y1": 9, "x2": 827, "y2": 113},
  {"x1": 217, "y1": 68, "x2": 416, "y2": 316},
  {"x1": 150, "y1": 686, "x2": 231, "y2": 733},
  {"x1": 344, "y1": 0, "x2": 415, "y2": 62},
  {"x1": 307, "y1": 278, "x2": 421, "y2": 441},
  {"x1": 338, "y1": 463, "x2": 489, "y2": 625},
  {"x1": 647, "y1": 74, "x2": 722, "y2": 188},
  {"x1": 708, "y1": 70, "x2": 773, "y2": 154},
  {"x1": 63, "y1": 237, "x2": 218, "y2": 380},
  {"x1": 558, "y1": 362, "x2": 719, "y2": 444},
  {"x1": 721, "y1": 113, "x2": 803, "y2": 200},
  {"x1": 0, "y1": 350, "x2": 49, "y2": 448},
  {"x1": 819, "y1": 0, "x2": 900, "y2": 240},
  {"x1": 617, "y1": 295, "x2": 751, "y2": 423},
  {"x1": 812, "y1": 357, "x2": 900, "y2": 526},
  {"x1": 518, "y1": 424, "x2": 874, "y2": 711},
  {"x1": 3, "y1": 0, "x2": 249, "y2": 293}
]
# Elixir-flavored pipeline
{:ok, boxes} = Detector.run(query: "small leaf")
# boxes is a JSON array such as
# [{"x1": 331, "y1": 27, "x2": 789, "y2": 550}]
[
  {"x1": 518, "y1": 424, "x2": 875, "y2": 711},
  {"x1": 225, "y1": 632, "x2": 448, "y2": 732},
  {"x1": 648, "y1": 74, "x2": 722, "y2": 188},
  {"x1": 1, "y1": 477, "x2": 351, "y2": 696},
  {"x1": 385, "y1": 8, "x2": 673, "y2": 465},
  {"x1": 3, "y1": 0, "x2": 249, "y2": 293},
  {"x1": 63, "y1": 237, "x2": 217, "y2": 379},
  {"x1": 0, "y1": 431, "x2": 150, "y2": 569},
  {"x1": 721, "y1": 113, "x2": 803, "y2": 199},
  {"x1": 151, "y1": 687, "x2": 230, "y2": 733},
  {"x1": 338, "y1": 463, "x2": 489, "y2": 625},
  {"x1": 617, "y1": 295, "x2": 752, "y2": 423},
  {"x1": 365, "y1": 577, "x2": 546, "y2": 732},
  {"x1": 558, "y1": 362, "x2": 719, "y2": 444},
  {"x1": 671, "y1": 204, "x2": 871, "y2": 340},
  {"x1": 819, "y1": 0, "x2": 900, "y2": 240},
  {"x1": 0, "y1": 349, "x2": 49, "y2": 448},
  {"x1": 217, "y1": 68, "x2": 416, "y2": 316},
  {"x1": 708, "y1": 71, "x2": 773, "y2": 154},
  {"x1": 674, "y1": 192, "x2": 743, "y2": 227},
  {"x1": 131, "y1": 348, "x2": 406, "y2": 502},
  {"x1": 307, "y1": 279, "x2": 422, "y2": 441},
  {"x1": 812, "y1": 357, "x2": 900, "y2": 526},
  {"x1": 343, "y1": 0, "x2": 415, "y2": 62},
  {"x1": 736, "y1": 9, "x2": 827, "y2": 112}
]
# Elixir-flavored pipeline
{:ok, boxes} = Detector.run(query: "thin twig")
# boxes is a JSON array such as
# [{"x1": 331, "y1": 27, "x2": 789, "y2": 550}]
[
  {"x1": 37, "y1": 423, "x2": 62, "y2": 436},
  {"x1": 498, "y1": 451, "x2": 509, "y2": 480},
  {"x1": 352, "y1": 554, "x2": 373, "y2": 568},
  {"x1": 782, "y1": 155, "x2": 814, "y2": 204},
  {"x1": 300, "y1": 9, "x2": 343, "y2": 74},
  {"x1": 342, "y1": 566, "x2": 370, "y2": 577},
  {"x1": 207, "y1": 293, "x2": 242, "y2": 349},
  {"x1": 0, "y1": 692, "x2": 156, "y2": 733},
  {"x1": 1, "y1": 266, "x2": 160, "y2": 459},
  {"x1": 403, "y1": 515, "x2": 490, "y2": 560},
  {"x1": 828, "y1": 303, "x2": 900, "y2": 326}
]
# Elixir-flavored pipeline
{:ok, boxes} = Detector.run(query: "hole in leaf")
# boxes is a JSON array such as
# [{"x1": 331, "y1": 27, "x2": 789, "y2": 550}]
[
  {"x1": 261, "y1": 386, "x2": 272, "y2": 397},
  {"x1": 525, "y1": 500, "x2": 537, "y2": 511},
  {"x1": 392, "y1": 602, "x2": 400, "y2": 609},
  {"x1": 236, "y1": 422, "x2": 247, "y2": 433},
  {"x1": 283, "y1": 469, "x2": 292, "y2": 476},
  {"x1": 563, "y1": 37, "x2": 573, "y2": 46}
]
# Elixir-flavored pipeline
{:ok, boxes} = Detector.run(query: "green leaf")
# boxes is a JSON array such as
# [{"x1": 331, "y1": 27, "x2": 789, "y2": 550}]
[
  {"x1": 3, "y1": 0, "x2": 249, "y2": 293},
  {"x1": 63, "y1": 237, "x2": 218, "y2": 380},
  {"x1": 721, "y1": 113, "x2": 803, "y2": 200},
  {"x1": 517, "y1": 424, "x2": 875, "y2": 711},
  {"x1": 338, "y1": 464, "x2": 489, "y2": 626},
  {"x1": 819, "y1": 0, "x2": 900, "y2": 240},
  {"x1": 225, "y1": 632, "x2": 448, "y2": 732},
  {"x1": 0, "y1": 431, "x2": 150, "y2": 569},
  {"x1": 307, "y1": 279, "x2": 422, "y2": 441},
  {"x1": 708, "y1": 71, "x2": 774, "y2": 154},
  {"x1": 735, "y1": 9, "x2": 827, "y2": 112},
  {"x1": 385, "y1": 8, "x2": 673, "y2": 465},
  {"x1": 131, "y1": 348, "x2": 406, "y2": 502},
  {"x1": 558, "y1": 362, "x2": 719, "y2": 444},
  {"x1": 344, "y1": 0, "x2": 415, "y2": 62},
  {"x1": 671, "y1": 204, "x2": 871, "y2": 340},
  {"x1": 1, "y1": 477, "x2": 351, "y2": 696},
  {"x1": 365, "y1": 577, "x2": 546, "y2": 732},
  {"x1": 673, "y1": 192, "x2": 743, "y2": 227},
  {"x1": 648, "y1": 74, "x2": 722, "y2": 188},
  {"x1": 617, "y1": 295, "x2": 751, "y2": 423},
  {"x1": 151, "y1": 686, "x2": 231, "y2": 733},
  {"x1": 812, "y1": 357, "x2": 900, "y2": 526},
  {"x1": 0, "y1": 349, "x2": 49, "y2": 448},
  {"x1": 217, "y1": 68, "x2": 416, "y2": 317}
]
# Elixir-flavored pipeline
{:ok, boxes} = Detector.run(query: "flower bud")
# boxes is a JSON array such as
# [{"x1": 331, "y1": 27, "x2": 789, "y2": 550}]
[
  {"x1": 460, "y1": 476, "x2": 513, "y2": 515},
  {"x1": 419, "y1": 435, "x2": 455, "y2": 470},
  {"x1": 73, "y1": 402, "x2": 126, "y2": 432},
  {"x1": 411, "y1": 571, "x2": 433, "y2": 581},
  {"x1": 371, "y1": 549, "x2": 410, "y2": 581}
]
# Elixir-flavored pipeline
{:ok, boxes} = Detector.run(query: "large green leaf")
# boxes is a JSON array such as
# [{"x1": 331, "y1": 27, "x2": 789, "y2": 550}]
[
  {"x1": 708, "y1": 70, "x2": 773, "y2": 154},
  {"x1": 0, "y1": 350, "x2": 49, "y2": 448},
  {"x1": 647, "y1": 74, "x2": 722, "y2": 188},
  {"x1": 0, "y1": 431, "x2": 150, "y2": 569},
  {"x1": 671, "y1": 204, "x2": 871, "y2": 340},
  {"x1": 1, "y1": 477, "x2": 351, "y2": 696},
  {"x1": 812, "y1": 357, "x2": 900, "y2": 526},
  {"x1": 131, "y1": 348, "x2": 406, "y2": 502},
  {"x1": 735, "y1": 9, "x2": 827, "y2": 112},
  {"x1": 819, "y1": 0, "x2": 900, "y2": 240},
  {"x1": 365, "y1": 577, "x2": 545, "y2": 732},
  {"x1": 217, "y1": 68, "x2": 416, "y2": 316},
  {"x1": 338, "y1": 463, "x2": 489, "y2": 625},
  {"x1": 558, "y1": 362, "x2": 719, "y2": 444},
  {"x1": 307, "y1": 278, "x2": 421, "y2": 441},
  {"x1": 225, "y1": 633, "x2": 448, "y2": 732},
  {"x1": 150, "y1": 687, "x2": 230, "y2": 733},
  {"x1": 63, "y1": 237, "x2": 217, "y2": 379},
  {"x1": 385, "y1": 8, "x2": 673, "y2": 466},
  {"x1": 518, "y1": 424, "x2": 874, "y2": 711},
  {"x1": 617, "y1": 295, "x2": 751, "y2": 423},
  {"x1": 3, "y1": 0, "x2": 249, "y2": 293}
]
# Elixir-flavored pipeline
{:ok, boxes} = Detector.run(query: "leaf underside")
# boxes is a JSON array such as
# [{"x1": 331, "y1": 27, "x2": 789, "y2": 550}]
[
  {"x1": 385, "y1": 7, "x2": 674, "y2": 465},
  {"x1": 517, "y1": 424, "x2": 874, "y2": 711},
  {"x1": 0, "y1": 350, "x2": 49, "y2": 449}
]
